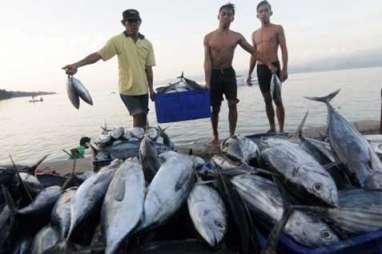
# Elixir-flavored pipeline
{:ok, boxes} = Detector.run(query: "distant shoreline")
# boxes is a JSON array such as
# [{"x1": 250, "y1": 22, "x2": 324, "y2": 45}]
[{"x1": 0, "y1": 89, "x2": 56, "y2": 101}]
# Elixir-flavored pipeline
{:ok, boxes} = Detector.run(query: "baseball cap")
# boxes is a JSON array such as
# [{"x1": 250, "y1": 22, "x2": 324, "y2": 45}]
[{"x1": 122, "y1": 9, "x2": 141, "y2": 21}]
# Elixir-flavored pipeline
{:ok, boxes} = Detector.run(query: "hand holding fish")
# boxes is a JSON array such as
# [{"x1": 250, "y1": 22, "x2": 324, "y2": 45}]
[
  {"x1": 268, "y1": 64, "x2": 277, "y2": 74},
  {"x1": 62, "y1": 64, "x2": 78, "y2": 75},
  {"x1": 281, "y1": 68, "x2": 288, "y2": 82},
  {"x1": 246, "y1": 76, "x2": 253, "y2": 86}
]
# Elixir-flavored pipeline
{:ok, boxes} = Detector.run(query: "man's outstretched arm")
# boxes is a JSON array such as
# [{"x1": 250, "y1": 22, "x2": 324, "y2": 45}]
[{"x1": 63, "y1": 53, "x2": 102, "y2": 75}]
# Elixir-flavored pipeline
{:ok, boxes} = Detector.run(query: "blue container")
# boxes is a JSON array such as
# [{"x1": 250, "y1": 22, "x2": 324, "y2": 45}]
[
  {"x1": 155, "y1": 90, "x2": 211, "y2": 123},
  {"x1": 257, "y1": 223, "x2": 382, "y2": 254}
]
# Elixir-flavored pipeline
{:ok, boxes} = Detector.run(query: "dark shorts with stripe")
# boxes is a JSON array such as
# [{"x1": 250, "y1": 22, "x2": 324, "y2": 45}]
[
  {"x1": 209, "y1": 67, "x2": 238, "y2": 107},
  {"x1": 120, "y1": 94, "x2": 149, "y2": 116},
  {"x1": 257, "y1": 61, "x2": 281, "y2": 94}
]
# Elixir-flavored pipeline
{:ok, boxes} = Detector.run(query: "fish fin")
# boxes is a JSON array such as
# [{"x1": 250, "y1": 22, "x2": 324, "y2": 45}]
[
  {"x1": 216, "y1": 165, "x2": 259, "y2": 254},
  {"x1": 260, "y1": 206, "x2": 294, "y2": 254},
  {"x1": 305, "y1": 89, "x2": 341, "y2": 104},
  {"x1": 9, "y1": 155, "x2": 33, "y2": 201},
  {"x1": 30, "y1": 154, "x2": 49, "y2": 175},
  {"x1": 290, "y1": 111, "x2": 309, "y2": 140}
]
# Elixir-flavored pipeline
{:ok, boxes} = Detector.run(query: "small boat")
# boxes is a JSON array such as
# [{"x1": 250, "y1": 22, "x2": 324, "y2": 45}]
[{"x1": 28, "y1": 97, "x2": 44, "y2": 103}]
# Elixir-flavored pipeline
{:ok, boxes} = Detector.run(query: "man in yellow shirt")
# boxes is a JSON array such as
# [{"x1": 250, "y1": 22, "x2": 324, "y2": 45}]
[{"x1": 63, "y1": 9, "x2": 156, "y2": 127}]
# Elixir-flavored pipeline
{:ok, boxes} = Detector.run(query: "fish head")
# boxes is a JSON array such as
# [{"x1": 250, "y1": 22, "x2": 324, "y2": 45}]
[
  {"x1": 289, "y1": 212, "x2": 340, "y2": 247},
  {"x1": 221, "y1": 136, "x2": 243, "y2": 161},
  {"x1": 365, "y1": 171, "x2": 382, "y2": 190},
  {"x1": 146, "y1": 127, "x2": 160, "y2": 141},
  {"x1": 305, "y1": 168, "x2": 339, "y2": 207}
]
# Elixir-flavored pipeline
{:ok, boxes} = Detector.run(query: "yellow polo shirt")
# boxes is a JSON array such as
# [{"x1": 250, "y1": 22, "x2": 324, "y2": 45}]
[{"x1": 98, "y1": 32, "x2": 155, "y2": 95}]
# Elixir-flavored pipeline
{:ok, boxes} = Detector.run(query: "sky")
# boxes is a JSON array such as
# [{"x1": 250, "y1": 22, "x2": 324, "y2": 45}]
[{"x1": 0, "y1": 0, "x2": 381, "y2": 92}]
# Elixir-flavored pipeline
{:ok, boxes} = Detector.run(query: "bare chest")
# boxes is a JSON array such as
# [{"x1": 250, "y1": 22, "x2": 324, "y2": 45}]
[
  {"x1": 255, "y1": 29, "x2": 278, "y2": 46},
  {"x1": 209, "y1": 34, "x2": 238, "y2": 51}
]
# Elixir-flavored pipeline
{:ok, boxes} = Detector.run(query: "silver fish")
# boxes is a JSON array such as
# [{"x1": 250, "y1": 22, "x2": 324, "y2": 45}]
[
  {"x1": 105, "y1": 140, "x2": 140, "y2": 159},
  {"x1": 221, "y1": 135, "x2": 260, "y2": 164},
  {"x1": 146, "y1": 127, "x2": 160, "y2": 141},
  {"x1": 111, "y1": 127, "x2": 124, "y2": 140},
  {"x1": 187, "y1": 184, "x2": 227, "y2": 247},
  {"x1": 101, "y1": 158, "x2": 145, "y2": 254},
  {"x1": 67, "y1": 76, "x2": 80, "y2": 109},
  {"x1": 139, "y1": 152, "x2": 194, "y2": 231},
  {"x1": 308, "y1": 189, "x2": 382, "y2": 234},
  {"x1": 71, "y1": 76, "x2": 93, "y2": 105},
  {"x1": 51, "y1": 187, "x2": 77, "y2": 239},
  {"x1": 67, "y1": 160, "x2": 121, "y2": 240},
  {"x1": 211, "y1": 154, "x2": 259, "y2": 176},
  {"x1": 270, "y1": 74, "x2": 282, "y2": 101},
  {"x1": 262, "y1": 142, "x2": 338, "y2": 207},
  {"x1": 19, "y1": 172, "x2": 42, "y2": 194},
  {"x1": 31, "y1": 225, "x2": 59, "y2": 254},
  {"x1": 306, "y1": 89, "x2": 382, "y2": 189},
  {"x1": 232, "y1": 174, "x2": 339, "y2": 247},
  {"x1": 139, "y1": 136, "x2": 161, "y2": 183},
  {"x1": 18, "y1": 185, "x2": 62, "y2": 216},
  {"x1": 292, "y1": 111, "x2": 336, "y2": 164}
]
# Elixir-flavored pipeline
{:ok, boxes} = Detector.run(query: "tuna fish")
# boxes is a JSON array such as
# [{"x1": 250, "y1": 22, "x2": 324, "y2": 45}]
[
  {"x1": 139, "y1": 136, "x2": 161, "y2": 183},
  {"x1": 270, "y1": 74, "x2": 282, "y2": 101},
  {"x1": 139, "y1": 152, "x2": 194, "y2": 231},
  {"x1": 221, "y1": 135, "x2": 260, "y2": 164},
  {"x1": 31, "y1": 225, "x2": 59, "y2": 254},
  {"x1": 306, "y1": 89, "x2": 382, "y2": 189},
  {"x1": 17, "y1": 185, "x2": 62, "y2": 216},
  {"x1": 262, "y1": 142, "x2": 338, "y2": 207},
  {"x1": 111, "y1": 127, "x2": 124, "y2": 140},
  {"x1": 71, "y1": 76, "x2": 93, "y2": 106},
  {"x1": 305, "y1": 189, "x2": 382, "y2": 234},
  {"x1": 101, "y1": 158, "x2": 145, "y2": 254},
  {"x1": 67, "y1": 160, "x2": 121, "y2": 240},
  {"x1": 51, "y1": 187, "x2": 77, "y2": 239},
  {"x1": 67, "y1": 76, "x2": 80, "y2": 109},
  {"x1": 231, "y1": 174, "x2": 339, "y2": 247},
  {"x1": 187, "y1": 184, "x2": 227, "y2": 247}
]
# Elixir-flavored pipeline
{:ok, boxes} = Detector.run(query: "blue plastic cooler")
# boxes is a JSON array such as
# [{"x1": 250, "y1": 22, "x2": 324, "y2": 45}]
[{"x1": 155, "y1": 90, "x2": 211, "y2": 123}]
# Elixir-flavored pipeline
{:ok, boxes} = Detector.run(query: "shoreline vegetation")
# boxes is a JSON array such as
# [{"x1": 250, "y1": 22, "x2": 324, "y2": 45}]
[{"x1": 0, "y1": 89, "x2": 56, "y2": 101}]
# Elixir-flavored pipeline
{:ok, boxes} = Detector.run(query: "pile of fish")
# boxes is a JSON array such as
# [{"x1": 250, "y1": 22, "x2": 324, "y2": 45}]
[
  {"x1": 155, "y1": 72, "x2": 206, "y2": 94},
  {"x1": 3, "y1": 89, "x2": 382, "y2": 253},
  {"x1": 91, "y1": 126, "x2": 175, "y2": 168},
  {"x1": 66, "y1": 75, "x2": 93, "y2": 109}
]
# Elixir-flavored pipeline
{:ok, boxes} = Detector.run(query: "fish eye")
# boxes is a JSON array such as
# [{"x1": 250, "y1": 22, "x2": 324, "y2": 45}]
[
  {"x1": 320, "y1": 230, "x2": 332, "y2": 239},
  {"x1": 313, "y1": 183, "x2": 322, "y2": 191}
]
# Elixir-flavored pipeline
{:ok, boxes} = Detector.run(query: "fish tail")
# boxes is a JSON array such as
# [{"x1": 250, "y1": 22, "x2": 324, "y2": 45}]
[{"x1": 305, "y1": 89, "x2": 341, "y2": 104}]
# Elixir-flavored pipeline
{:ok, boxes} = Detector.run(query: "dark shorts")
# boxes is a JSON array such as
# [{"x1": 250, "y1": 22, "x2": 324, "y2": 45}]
[
  {"x1": 120, "y1": 94, "x2": 149, "y2": 116},
  {"x1": 209, "y1": 67, "x2": 238, "y2": 107},
  {"x1": 257, "y1": 61, "x2": 281, "y2": 94}
]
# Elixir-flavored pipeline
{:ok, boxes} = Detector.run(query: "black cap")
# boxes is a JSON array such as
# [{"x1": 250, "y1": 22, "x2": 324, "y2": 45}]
[{"x1": 122, "y1": 9, "x2": 141, "y2": 21}]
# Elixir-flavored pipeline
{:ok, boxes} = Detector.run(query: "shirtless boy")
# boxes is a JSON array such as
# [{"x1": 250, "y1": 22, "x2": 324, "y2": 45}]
[
  {"x1": 204, "y1": 3, "x2": 255, "y2": 148},
  {"x1": 247, "y1": 1, "x2": 288, "y2": 133}
]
